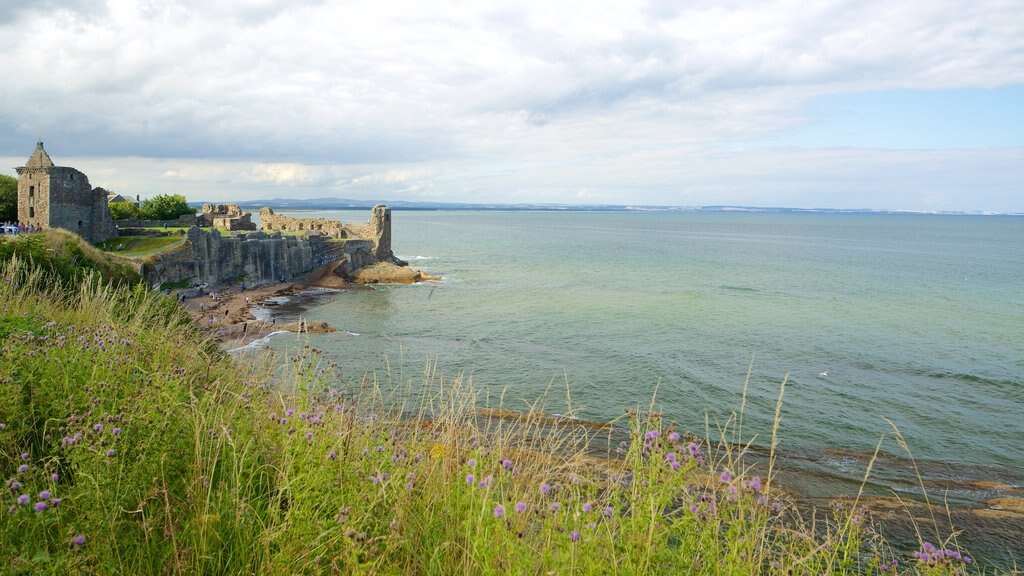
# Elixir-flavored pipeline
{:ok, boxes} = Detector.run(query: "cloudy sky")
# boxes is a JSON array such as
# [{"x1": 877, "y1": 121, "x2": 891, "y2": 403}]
[{"x1": 1, "y1": 0, "x2": 1022, "y2": 211}]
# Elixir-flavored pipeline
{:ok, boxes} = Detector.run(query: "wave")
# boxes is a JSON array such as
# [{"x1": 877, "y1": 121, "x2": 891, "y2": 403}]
[
  {"x1": 399, "y1": 255, "x2": 438, "y2": 261},
  {"x1": 227, "y1": 330, "x2": 291, "y2": 354}
]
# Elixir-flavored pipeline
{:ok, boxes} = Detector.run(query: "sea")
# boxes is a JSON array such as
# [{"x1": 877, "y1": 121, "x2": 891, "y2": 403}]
[{"x1": 254, "y1": 209, "x2": 1024, "y2": 564}]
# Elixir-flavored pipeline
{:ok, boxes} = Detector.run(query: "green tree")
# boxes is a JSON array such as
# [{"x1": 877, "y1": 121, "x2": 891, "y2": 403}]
[
  {"x1": 0, "y1": 174, "x2": 17, "y2": 222},
  {"x1": 138, "y1": 194, "x2": 196, "y2": 221},
  {"x1": 109, "y1": 201, "x2": 140, "y2": 221}
]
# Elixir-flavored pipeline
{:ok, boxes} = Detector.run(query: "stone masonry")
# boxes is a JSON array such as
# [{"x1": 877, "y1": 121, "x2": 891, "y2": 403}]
[
  {"x1": 259, "y1": 204, "x2": 394, "y2": 261},
  {"x1": 15, "y1": 142, "x2": 116, "y2": 243}
]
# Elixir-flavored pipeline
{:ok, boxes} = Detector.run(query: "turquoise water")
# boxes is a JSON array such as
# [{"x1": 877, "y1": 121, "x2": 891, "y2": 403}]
[{"x1": 263, "y1": 210, "x2": 1024, "y2": 489}]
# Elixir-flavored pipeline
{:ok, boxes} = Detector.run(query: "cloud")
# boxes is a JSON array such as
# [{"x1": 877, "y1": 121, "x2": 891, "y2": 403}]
[{"x1": 0, "y1": 0, "x2": 1021, "y2": 210}]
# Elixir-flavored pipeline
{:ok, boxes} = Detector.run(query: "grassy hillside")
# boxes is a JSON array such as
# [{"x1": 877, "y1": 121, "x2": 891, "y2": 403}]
[{"x1": 0, "y1": 233, "x2": 990, "y2": 574}]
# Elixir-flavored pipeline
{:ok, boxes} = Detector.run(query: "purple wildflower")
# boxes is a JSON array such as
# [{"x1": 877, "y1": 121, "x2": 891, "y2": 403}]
[
  {"x1": 51, "y1": 474, "x2": 59, "y2": 482},
  {"x1": 582, "y1": 502, "x2": 592, "y2": 513},
  {"x1": 106, "y1": 449, "x2": 116, "y2": 457},
  {"x1": 51, "y1": 498, "x2": 61, "y2": 506},
  {"x1": 551, "y1": 502, "x2": 561, "y2": 512},
  {"x1": 113, "y1": 427, "x2": 121, "y2": 435},
  {"x1": 493, "y1": 505, "x2": 505, "y2": 518},
  {"x1": 515, "y1": 501, "x2": 527, "y2": 513},
  {"x1": 286, "y1": 409, "x2": 295, "y2": 417},
  {"x1": 17, "y1": 494, "x2": 30, "y2": 506},
  {"x1": 668, "y1": 431, "x2": 681, "y2": 442},
  {"x1": 304, "y1": 432, "x2": 313, "y2": 440},
  {"x1": 17, "y1": 464, "x2": 27, "y2": 474},
  {"x1": 71, "y1": 535, "x2": 86, "y2": 548},
  {"x1": 540, "y1": 482, "x2": 551, "y2": 495},
  {"x1": 20, "y1": 452, "x2": 28, "y2": 460},
  {"x1": 502, "y1": 459, "x2": 513, "y2": 470},
  {"x1": 405, "y1": 482, "x2": 414, "y2": 490},
  {"x1": 748, "y1": 476, "x2": 762, "y2": 491},
  {"x1": 328, "y1": 450, "x2": 337, "y2": 460},
  {"x1": 644, "y1": 429, "x2": 659, "y2": 441},
  {"x1": 690, "y1": 504, "x2": 699, "y2": 514},
  {"x1": 38, "y1": 490, "x2": 50, "y2": 499},
  {"x1": 466, "y1": 474, "x2": 475, "y2": 485},
  {"x1": 603, "y1": 506, "x2": 614, "y2": 517},
  {"x1": 570, "y1": 531, "x2": 580, "y2": 543},
  {"x1": 720, "y1": 471, "x2": 731, "y2": 483},
  {"x1": 670, "y1": 460, "x2": 681, "y2": 471},
  {"x1": 466, "y1": 458, "x2": 477, "y2": 468},
  {"x1": 93, "y1": 423, "x2": 102, "y2": 432},
  {"x1": 34, "y1": 501, "x2": 47, "y2": 512}
]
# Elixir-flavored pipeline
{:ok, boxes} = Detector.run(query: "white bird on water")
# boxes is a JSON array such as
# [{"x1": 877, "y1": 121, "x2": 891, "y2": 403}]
[{"x1": 818, "y1": 370, "x2": 829, "y2": 377}]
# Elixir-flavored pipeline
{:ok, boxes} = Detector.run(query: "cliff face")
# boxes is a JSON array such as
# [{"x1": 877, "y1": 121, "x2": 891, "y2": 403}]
[{"x1": 144, "y1": 228, "x2": 377, "y2": 287}]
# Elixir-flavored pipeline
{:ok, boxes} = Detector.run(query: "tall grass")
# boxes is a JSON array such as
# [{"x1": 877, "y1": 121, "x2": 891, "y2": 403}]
[{"x1": 0, "y1": 246, "x2": 994, "y2": 574}]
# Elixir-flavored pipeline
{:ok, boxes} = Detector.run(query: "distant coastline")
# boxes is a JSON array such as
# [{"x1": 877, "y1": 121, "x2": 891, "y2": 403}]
[{"x1": 193, "y1": 198, "x2": 1023, "y2": 217}]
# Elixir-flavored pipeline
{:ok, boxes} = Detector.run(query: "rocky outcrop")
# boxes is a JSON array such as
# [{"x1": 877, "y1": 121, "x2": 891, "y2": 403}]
[{"x1": 349, "y1": 261, "x2": 438, "y2": 284}]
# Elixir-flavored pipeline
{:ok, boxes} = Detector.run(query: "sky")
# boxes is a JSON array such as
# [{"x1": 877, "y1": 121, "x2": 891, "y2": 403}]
[{"x1": 1, "y1": 0, "x2": 1022, "y2": 212}]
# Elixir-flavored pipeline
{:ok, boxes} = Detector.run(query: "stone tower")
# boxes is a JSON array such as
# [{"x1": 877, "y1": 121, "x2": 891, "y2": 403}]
[{"x1": 15, "y1": 142, "x2": 116, "y2": 243}]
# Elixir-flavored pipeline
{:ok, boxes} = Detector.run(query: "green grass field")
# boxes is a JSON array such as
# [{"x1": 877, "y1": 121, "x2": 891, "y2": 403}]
[{"x1": 98, "y1": 234, "x2": 186, "y2": 256}]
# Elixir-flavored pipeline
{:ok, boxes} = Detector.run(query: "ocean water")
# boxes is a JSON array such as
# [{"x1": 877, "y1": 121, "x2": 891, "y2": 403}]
[{"x1": 261, "y1": 210, "x2": 1024, "y2": 500}]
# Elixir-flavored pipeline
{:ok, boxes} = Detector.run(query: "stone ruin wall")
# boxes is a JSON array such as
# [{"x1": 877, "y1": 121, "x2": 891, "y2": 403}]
[
  {"x1": 258, "y1": 205, "x2": 393, "y2": 261},
  {"x1": 143, "y1": 228, "x2": 374, "y2": 288},
  {"x1": 201, "y1": 204, "x2": 256, "y2": 231},
  {"x1": 258, "y1": 208, "x2": 347, "y2": 237}
]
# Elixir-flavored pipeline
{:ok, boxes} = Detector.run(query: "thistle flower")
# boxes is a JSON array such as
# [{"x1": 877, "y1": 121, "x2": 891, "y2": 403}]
[
  {"x1": 550, "y1": 502, "x2": 561, "y2": 512},
  {"x1": 466, "y1": 474, "x2": 475, "y2": 485},
  {"x1": 34, "y1": 501, "x2": 47, "y2": 512},
  {"x1": 501, "y1": 459, "x2": 513, "y2": 470},
  {"x1": 466, "y1": 458, "x2": 477, "y2": 468},
  {"x1": 720, "y1": 471, "x2": 731, "y2": 483},
  {"x1": 570, "y1": 531, "x2": 580, "y2": 543},
  {"x1": 668, "y1": 431, "x2": 681, "y2": 442},
  {"x1": 17, "y1": 465, "x2": 27, "y2": 474},
  {"x1": 493, "y1": 505, "x2": 505, "y2": 518},
  {"x1": 17, "y1": 494, "x2": 30, "y2": 506},
  {"x1": 51, "y1": 474, "x2": 59, "y2": 482},
  {"x1": 515, "y1": 501, "x2": 527, "y2": 513},
  {"x1": 747, "y1": 476, "x2": 762, "y2": 491},
  {"x1": 106, "y1": 449, "x2": 116, "y2": 457},
  {"x1": 70, "y1": 535, "x2": 86, "y2": 548},
  {"x1": 644, "y1": 429, "x2": 659, "y2": 441},
  {"x1": 328, "y1": 450, "x2": 337, "y2": 460},
  {"x1": 113, "y1": 428, "x2": 121, "y2": 435},
  {"x1": 38, "y1": 490, "x2": 50, "y2": 499},
  {"x1": 582, "y1": 502, "x2": 592, "y2": 513},
  {"x1": 93, "y1": 423, "x2": 102, "y2": 432},
  {"x1": 540, "y1": 482, "x2": 551, "y2": 495},
  {"x1": 20, "y1": 453, "x2": 28, "y2": 460}
]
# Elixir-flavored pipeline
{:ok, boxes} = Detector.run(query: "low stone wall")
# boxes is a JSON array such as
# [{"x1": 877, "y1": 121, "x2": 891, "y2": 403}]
[
  {"x1": 258, "y1": 208, "x2": 348, "y2": 237},
  {"x1": 115, "y1": 213, "x2": 199, "y2": 229}
]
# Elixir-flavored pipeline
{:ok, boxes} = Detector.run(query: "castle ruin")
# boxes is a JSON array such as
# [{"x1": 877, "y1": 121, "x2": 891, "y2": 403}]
[
  {"x1": 259, "y1": 204, "x2": 394, "y2": 261},
  {"x1": 15, "y1": 142, "x2": 116, "y2": 243}
]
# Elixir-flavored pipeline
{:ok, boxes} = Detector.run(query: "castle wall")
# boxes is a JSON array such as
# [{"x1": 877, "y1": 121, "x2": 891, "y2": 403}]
[
  {"x1": 258, "y1": 204, "x2": 394, "y2": 261},
  {"x1": 143, "y1": 228, "x2": 372, "y2": 287},
  {"x1": 16, "y1": 145, "x2": 116, "y2": 243}
]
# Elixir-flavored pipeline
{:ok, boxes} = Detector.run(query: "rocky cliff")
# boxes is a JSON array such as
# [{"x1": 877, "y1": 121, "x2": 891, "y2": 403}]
[{"x1": 143, "y1": 228, "x2": 377, "y2": 287}]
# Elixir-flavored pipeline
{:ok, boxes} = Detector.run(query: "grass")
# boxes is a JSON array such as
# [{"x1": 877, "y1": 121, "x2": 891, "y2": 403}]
[
  {"x1": 98, "y1": 235, "x2": 185, "y2": 256},
  {"x1": 0, "y1": 236, "x2": 1003, "y2": 575}
]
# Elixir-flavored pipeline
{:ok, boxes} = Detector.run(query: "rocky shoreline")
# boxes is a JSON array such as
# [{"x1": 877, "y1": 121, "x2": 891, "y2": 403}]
[{"x1": 180, "y1": 261, "x2": 437, "y2": 350}]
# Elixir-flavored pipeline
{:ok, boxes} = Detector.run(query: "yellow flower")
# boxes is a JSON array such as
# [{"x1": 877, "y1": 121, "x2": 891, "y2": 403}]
[{"x1": 430, "y1": 443, "x2": 446, "y2": 460}]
